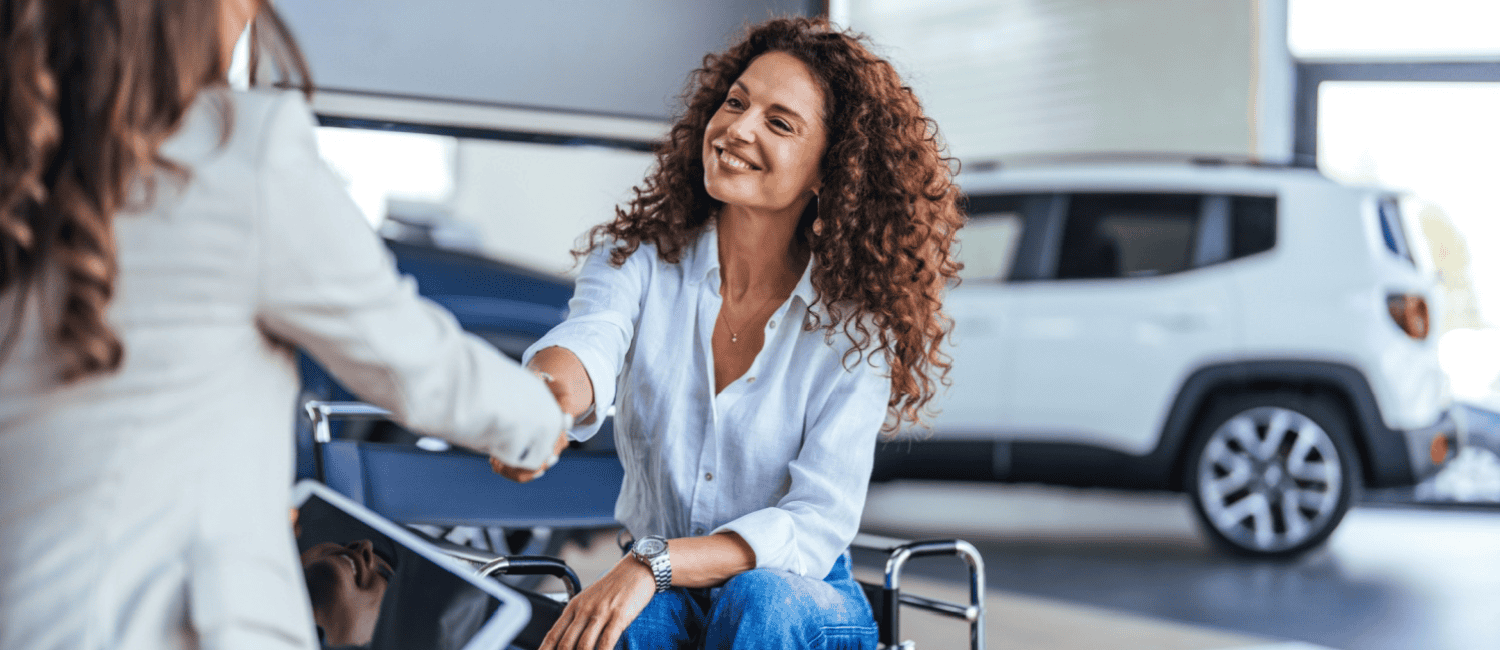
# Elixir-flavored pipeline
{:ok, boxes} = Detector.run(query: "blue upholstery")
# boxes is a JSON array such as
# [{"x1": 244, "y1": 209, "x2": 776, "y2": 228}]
[{"x1": 319, "y1": 441, "x2": 622, "y2": 529}]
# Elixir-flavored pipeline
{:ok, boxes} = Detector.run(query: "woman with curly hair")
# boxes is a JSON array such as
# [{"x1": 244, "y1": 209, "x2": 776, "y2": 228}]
[
  {"x1": 0, "y1": 1, "x2": 569, "y2": 647},
  {"x1": 500, "y1": 16, "x2": 964, "y2": 650}
]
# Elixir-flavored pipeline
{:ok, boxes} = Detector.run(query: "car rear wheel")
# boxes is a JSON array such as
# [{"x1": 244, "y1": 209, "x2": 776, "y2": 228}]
[{"x1": 1184, "y1": 393, "x2": 1361, "y2": 557}]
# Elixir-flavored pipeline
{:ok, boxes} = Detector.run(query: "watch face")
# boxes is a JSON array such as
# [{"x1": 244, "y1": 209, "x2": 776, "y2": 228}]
[{"x1": 635, "y1": 537, "x2": 666, "y2": 557}]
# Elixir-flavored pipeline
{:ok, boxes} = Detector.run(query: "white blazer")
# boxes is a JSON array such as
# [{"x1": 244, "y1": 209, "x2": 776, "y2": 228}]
[{"x1": 0, "y1": 89, "x2": 563, "y2": 650}]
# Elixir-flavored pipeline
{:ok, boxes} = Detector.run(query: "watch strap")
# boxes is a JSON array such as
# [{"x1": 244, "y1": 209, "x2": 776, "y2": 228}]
[{"x1": 633, "y1": 536, "x2": 672, "y2": 593}]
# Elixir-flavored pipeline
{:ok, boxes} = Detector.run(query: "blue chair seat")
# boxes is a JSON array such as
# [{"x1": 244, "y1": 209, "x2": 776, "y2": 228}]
[{"x1": 320, "y1": 440, "x2": 622, "y2": 530}]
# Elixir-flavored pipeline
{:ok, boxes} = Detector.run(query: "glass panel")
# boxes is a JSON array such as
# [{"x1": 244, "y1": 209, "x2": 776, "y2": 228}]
[
  {"x1": 956, "y1": 211, "x2": 1023, "y2": 281},
  {"x1": 1378, "y1": 197, "x2": 1415, "y2": 264},
  {"x1": 1289, "y1": 0, "x2": 1500, "y2": 59},
  {"x1": 1318, "y1": 81, "x2": 1500, "y2": 403},
  {"x1": 315, "y1": 127, "x2": 653, "y2": 275},
  {"x1": 1317, "y1": 82, "x2": 1499, "y2": 328},
  {"x1": 1230, "y1": 196, "x2": 1277, "y2": 259},
  {"x1": 1056, "y1": 194, "x2": 1200, "y2": 280}
]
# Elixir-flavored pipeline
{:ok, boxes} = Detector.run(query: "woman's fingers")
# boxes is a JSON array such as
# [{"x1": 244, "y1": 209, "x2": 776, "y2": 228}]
[
  {"x1": 575, "y1": 615, "x2": 608, "y2": 650},
  {"x1": 488, "y1": 455, "x2": 548, "y2": 483},
  {"x1": 598, "y1": 617, "x2": 631, "y2": 650},
  {"x1": 541, "y1": 557, "x2": 655, "y2": 650},
  {"x1": 552, "y1": 606, "x2": 593, "y2": 650},
  {"x1": 537, "y1": 606, "x2": 570, "y2": 650}
]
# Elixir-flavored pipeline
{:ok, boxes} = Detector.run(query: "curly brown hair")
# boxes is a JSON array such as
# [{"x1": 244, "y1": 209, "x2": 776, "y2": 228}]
[
  {"x1": 0, "y1": 0, "x2": 309, "y2": 383},
  {"x1": 582, "y1": 16, "x2": 964, "y2": 434}
]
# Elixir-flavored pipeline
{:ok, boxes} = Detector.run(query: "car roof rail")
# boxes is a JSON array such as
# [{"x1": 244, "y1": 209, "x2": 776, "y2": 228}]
[{"x1": 964, "y1": 151, "x2": 1318, "y2": 172}]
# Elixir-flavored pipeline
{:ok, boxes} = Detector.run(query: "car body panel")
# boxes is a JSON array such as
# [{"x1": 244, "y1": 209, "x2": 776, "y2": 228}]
[{"x1": 884, "y1": 161, "x2": 1453, "y2": 490}]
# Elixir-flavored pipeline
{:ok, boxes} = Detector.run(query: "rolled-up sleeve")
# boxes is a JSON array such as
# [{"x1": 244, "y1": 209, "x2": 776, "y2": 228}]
[
  {"x1": 251, "y1": 92, "x2": 564, "y2": 469},
  {"x1": 714, "y1": 350, "x2": 891, "y2": 578},
  {"x1": 523, "y1": 244, "x2": 649, "y2": 442}
]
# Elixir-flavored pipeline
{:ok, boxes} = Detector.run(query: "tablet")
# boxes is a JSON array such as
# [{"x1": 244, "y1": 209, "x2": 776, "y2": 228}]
[{"x1": 291, "y1": 480, "x2": 531, "y2": 650}]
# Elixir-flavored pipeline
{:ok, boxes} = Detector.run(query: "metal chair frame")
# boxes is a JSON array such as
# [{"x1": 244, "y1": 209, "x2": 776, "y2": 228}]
[{"x1": 304, "y1": 401, "x2": 985, "y2": 649}]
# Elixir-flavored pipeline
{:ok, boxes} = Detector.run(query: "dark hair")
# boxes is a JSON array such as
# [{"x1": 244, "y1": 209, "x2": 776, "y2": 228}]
[
  {"x1": 0, "y1": 0, "x2": 311, "y2": 382},
  {"x1": 581, "y1": 16, "x2": 964, "y2": 434}
]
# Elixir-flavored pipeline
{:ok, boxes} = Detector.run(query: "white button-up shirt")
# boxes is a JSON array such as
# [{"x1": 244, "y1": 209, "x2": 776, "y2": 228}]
[{"x1": 525, "y1": 227, "x2": 891, "y2": 578}]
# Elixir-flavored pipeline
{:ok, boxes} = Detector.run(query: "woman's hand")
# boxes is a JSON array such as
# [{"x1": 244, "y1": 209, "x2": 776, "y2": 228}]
[
  {"x1": 528, "y1": 346, "x2": 596, "y2": 424},
  {"x1": 491, "y1": 347, "x2": 589, "y2": 482},
  {"x1": 489, "y1": 431, "x2": 568, "y2": 482},
  {"x1": 540, "y1": 555, "x2": 656, "y2": 650}
]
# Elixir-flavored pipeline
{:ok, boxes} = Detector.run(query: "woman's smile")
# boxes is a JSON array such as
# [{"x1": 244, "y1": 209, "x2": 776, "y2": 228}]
[{"x1": 714, "y1": 144, "x2": 761, "y2": 172}]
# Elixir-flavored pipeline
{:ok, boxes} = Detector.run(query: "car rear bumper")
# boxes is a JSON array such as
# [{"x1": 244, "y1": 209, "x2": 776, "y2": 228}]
[{"x1": 1400, "y1": 409, "x2": 1458, "y2": 482}]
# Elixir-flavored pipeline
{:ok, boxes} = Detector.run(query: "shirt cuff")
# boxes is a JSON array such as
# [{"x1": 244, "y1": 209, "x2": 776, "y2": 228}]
[{"x1": 713, "y1": 508, "x2": 806, "y2": 577}]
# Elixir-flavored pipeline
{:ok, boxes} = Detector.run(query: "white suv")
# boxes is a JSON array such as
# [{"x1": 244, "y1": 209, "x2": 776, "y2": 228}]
[{"x1": 876, "y1": 160, "x2": 1458, "y2": 557}]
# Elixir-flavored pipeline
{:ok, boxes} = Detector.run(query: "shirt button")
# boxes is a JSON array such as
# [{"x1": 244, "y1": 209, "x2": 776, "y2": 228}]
[
  {"x1": 705, "y1": 472, "x2": 714, "y2": 481},
  {"x1": 693, "y1": 527, "x2": 705, "y2": 536},
  {"x1": 746, "y1": 377, "x2": 755, "y2": 383},
  {"x1": 768, "y1": 320, "x2": 776, "y2": 329}
]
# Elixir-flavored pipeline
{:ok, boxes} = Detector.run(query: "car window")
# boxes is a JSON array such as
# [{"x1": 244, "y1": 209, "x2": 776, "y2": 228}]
[
  {"x1": 1230, "y1": 195, "x2": 1277, "y2": 259},
  {"x1": 1377, "y1": 197, "x2": 1416, "y2": 265},
  {"x1": 956, "y1": 213, "x2": 1023, "y2": 281},
  {"x1": 1056, "y1": 193, "x2": 1201, "y2": 279}
]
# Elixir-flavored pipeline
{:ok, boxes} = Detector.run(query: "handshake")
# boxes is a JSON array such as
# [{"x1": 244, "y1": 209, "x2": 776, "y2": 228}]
[{"x1": 490, "y1": 348, "x2": 593, "y2": 483}]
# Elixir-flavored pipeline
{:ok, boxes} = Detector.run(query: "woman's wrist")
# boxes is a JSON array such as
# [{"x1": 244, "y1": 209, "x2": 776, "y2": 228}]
[
  {"x1": 616, "y1": 553, "x2": 656, "y2": 589},
  {"x1": 526, "y1": 365, "x2": 575, "y2": 432}
]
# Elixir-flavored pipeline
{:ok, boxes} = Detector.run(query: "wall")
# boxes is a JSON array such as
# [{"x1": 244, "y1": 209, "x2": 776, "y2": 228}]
[
  {"x1": 277, "y1": 0, "x2": 813, "y2": 120},
  {"x1": 835, "y1": 0, "x2": 1294, "y2": 164}
]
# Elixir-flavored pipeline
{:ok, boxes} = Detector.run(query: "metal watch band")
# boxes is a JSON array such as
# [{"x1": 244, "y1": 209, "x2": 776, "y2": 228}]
[
  {"x1": 647, "y1": 552, "x2": 671, "y2": 593},
  {"x1": 633, "y1": 535, "x2": 672, "y2": 593}
]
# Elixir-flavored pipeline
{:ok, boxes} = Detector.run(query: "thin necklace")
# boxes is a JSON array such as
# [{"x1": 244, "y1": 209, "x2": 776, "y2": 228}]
[{"x1": 719, "y1": 293, "x2": 781, "y2": 343}]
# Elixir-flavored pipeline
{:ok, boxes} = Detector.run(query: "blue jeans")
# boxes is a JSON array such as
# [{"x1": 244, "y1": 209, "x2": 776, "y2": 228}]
[{"x1": 617, "y1": 552, "x2": 878, "y2": 649}]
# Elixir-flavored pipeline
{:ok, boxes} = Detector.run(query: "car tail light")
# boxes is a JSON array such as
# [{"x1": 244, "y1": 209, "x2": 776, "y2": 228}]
[
  {"x1": 1430, "y1": 433, "x2": 1451, "y2": 466},
  {"x1": 1386, "y1": 293, "x2": 1430, "y2": 340}
]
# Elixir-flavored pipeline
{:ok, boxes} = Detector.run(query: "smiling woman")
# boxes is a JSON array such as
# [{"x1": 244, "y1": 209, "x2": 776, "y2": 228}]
[
  {"x1": 505, "y1": 16, "x2": 964, "y2": 650},
  {"x1": 302, "y1": 540, "x2": 395, "y2": 646}
]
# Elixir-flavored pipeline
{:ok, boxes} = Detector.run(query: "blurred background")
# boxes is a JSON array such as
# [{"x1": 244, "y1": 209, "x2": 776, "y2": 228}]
[{"x1": 272, "y1": 1, "x2": 1500, "y2": 648}]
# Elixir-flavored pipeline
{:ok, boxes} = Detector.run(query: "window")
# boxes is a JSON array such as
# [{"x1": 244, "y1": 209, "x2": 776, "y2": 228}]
[
  {"x1": 314, "y1": 126, "x2": 653, "y2": 276},
  {"x1": 956, "y1": 194, "x2": 1030, "y2": 281},
  {"x1": 1377, "y1": 197, "x2": 1415, "y2": 265},
  {"x1": 1055, "y1": 194, "x2": 1201, "y2": 280},
  {"x1": 1230, "y1": 196, "x2": 1277, "y2": 259}
]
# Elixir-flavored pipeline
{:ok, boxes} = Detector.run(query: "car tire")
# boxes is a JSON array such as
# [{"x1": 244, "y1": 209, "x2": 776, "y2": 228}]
[{"x1": 1183, "y1": 392, "x2": 1362, "y2": 558}]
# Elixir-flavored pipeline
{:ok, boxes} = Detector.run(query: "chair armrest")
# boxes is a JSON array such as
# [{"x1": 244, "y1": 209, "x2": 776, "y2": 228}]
[
  {"x1": 424, "y1": 536, "x2": 582, "y2": 600},
  {"x1": 477, "y1": 555, "x2": 581, "y2": 600},
  {"x1": 853, "y1": 533, "x2": 986, "y2": 650}
]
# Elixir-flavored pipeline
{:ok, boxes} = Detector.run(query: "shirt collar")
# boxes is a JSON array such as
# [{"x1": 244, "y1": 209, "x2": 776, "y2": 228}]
[{"x1": 688, "y1": 223, "x2": 819, "y2": 311}]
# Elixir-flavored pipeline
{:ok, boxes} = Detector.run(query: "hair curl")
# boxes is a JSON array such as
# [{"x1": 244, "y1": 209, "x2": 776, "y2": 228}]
[
  {"x1": 0, "y1": 0, "x2": 310, "y2": 383},
  {"x1": 582, "y1": 16, "x2": 964, "y2": 434}
]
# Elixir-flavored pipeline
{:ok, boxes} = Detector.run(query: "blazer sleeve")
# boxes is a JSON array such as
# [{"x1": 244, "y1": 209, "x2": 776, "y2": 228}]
[{"x1": 250, "y1": 91, "x2": 564, "y2": 469}]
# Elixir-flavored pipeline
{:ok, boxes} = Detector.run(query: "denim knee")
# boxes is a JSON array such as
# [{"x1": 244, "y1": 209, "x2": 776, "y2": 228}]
[
  {"x1": 617, "y1": 588, "x2": 702, "y2": 650},
  {"x1": 705, "y1": 567, "x2": 876, "y2": 649}
]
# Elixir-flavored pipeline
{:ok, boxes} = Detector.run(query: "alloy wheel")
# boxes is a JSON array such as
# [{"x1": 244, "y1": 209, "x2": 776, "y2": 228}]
[{"x1": 1195, "y1": 405, "x2": 1347, "y2": 554}]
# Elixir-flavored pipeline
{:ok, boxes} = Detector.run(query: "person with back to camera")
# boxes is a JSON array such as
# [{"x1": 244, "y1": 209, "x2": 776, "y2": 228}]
[
  {"x1": 488, "y1": 16, "x2": 965, "y2": 650},
  {"x1": 0, "y1": 1, "x2": 571, "y2": 648}
]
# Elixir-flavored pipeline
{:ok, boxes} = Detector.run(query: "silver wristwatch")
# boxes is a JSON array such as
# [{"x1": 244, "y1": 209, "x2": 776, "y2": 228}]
[{"x1": 630, "y1": 535, "x2": 672, "y2": 593}]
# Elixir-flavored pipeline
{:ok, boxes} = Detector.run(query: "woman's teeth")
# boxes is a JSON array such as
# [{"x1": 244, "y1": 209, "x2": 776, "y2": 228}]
[{"x1": 719, "y1": 149, "x2": 755, "y2": 171}]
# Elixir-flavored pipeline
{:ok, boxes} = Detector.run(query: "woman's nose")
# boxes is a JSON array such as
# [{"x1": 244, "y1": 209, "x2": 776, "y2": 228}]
[
  {"x1": 725, "y1": 111, "x2": 756, "y2": 143},
  {"x1": 347, "y1": 539, "x2": 374, "y2": 558}
]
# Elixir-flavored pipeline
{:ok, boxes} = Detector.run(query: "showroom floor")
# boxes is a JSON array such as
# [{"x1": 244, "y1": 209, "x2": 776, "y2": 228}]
[
  {"x1": 855, "y1": 480, "x2": 1500, "y2": 650},
  {"x1": 551, "y1": 472, "x2": 1498, "y2": 650}
]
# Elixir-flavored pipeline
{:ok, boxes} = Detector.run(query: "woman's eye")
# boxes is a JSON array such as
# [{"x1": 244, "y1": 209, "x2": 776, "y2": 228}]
[
  {"x1": 770, "y1": 118, "x2": 792, "y2": 132},
  {"x1": 725, "y1": 97, "x2": 745, "y2": 110}
]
